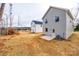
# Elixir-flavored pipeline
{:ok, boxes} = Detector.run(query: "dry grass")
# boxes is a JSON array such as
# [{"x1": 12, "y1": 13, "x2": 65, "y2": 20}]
[{"x1": 0, "y1": 31, "x2": 79, "y2": 56}]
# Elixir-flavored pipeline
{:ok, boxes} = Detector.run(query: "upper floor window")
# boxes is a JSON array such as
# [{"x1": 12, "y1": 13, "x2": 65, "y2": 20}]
[
  {"x1": 55, "y1": 16, "x2": 59, "y2": 22},
  {"x1": 45, "y1": 19, "x2": 48, "y2": 24}
]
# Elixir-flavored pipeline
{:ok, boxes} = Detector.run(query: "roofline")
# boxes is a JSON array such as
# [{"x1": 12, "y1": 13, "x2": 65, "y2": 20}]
[
  {"x1": 42, "y1": 7, "x2": 51, "y2": 19},
  {"x1": 31, "y1": 20, "x2": 43, "y2": 24},
  {"x1": 42, "y1": 6, "x2": 74, "y2": 20},
  {"x1": 67, "y1": 10, "x2": 74, "y2": 20}
]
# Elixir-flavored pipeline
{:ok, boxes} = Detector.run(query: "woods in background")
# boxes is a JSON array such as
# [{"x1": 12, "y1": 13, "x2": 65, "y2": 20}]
[{"x1": 74, "y1": 24, "x2": 79, "y2": 31}]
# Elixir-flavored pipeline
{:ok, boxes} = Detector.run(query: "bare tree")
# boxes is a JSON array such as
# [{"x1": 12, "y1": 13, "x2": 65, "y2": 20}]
[
  {"x1": 9, "y1": 3, "x2": 13, "y2": 27},
  {"x1": 74, "y1": 4, "x2": 79, "y2": 20},
  {"x1": 0, "y1": 3, "x2": 5, "y2": 35}
]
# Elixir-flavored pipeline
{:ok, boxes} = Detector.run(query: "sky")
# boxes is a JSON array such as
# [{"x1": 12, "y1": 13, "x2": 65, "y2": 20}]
[{"x1": 2, "y1": 0, "x2": 79, "y2": 27}]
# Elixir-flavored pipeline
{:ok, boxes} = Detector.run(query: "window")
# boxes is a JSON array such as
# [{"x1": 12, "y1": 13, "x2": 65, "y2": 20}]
[
  {"x1": 55, "y1": 16, "x2": 59, "y2": 22},
  {"x1": 45, "y1": 19, "x2": 48, "y2": 24},
  {"x1": 45, "y1": 28, "x2": 48, "y2": 32},
  {"x1": 53, "y1": 29, "x2": 55, "y2": 33}
]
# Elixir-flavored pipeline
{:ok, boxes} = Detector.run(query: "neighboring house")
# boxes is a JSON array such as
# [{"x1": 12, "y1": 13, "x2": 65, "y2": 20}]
[
  {"x1": 42, "y1": 6, "x2": 74, "y2": 40},
  {"x1": 31, "y1": 20, "x2": 43, "y2": 33}
]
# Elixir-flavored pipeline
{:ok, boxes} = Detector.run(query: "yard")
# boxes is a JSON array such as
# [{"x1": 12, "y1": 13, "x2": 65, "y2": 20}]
[{"x1": 0, "y1": 31, "x2": 79, "y2": 56}]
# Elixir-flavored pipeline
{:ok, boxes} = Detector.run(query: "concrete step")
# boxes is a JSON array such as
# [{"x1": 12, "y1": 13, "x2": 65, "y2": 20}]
[{"x1": 40, "y1": 35, "x2": 55, "y2": 41}]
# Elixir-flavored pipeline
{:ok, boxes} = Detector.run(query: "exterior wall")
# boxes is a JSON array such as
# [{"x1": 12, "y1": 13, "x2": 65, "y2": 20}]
[
  {"x1": 31, "y1": 22, "x2": 43, "y2": 32},
  {"x1": 43, "y1": 7, "x2": 66, "y2": 39},
  {"x1": 35, "y1": 24, "x2": 42, "y2": 32},
  {"x1": 31, "y1": 22, "x2": 35, "y2": 32},
  {"x1": 66, "y1": 13, "x2": 74, "y2": 39}
]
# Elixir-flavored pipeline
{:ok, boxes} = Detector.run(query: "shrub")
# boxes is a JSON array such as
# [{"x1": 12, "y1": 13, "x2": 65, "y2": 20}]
[{"x1": 74, "y1": 24, "x2": 79, "y2": 31}]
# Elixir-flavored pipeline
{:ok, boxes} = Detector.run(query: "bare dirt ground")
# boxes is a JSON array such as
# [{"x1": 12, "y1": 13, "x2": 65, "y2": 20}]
[{"x1": 0, "y1": 31, "x2": 79, "y2": 56}]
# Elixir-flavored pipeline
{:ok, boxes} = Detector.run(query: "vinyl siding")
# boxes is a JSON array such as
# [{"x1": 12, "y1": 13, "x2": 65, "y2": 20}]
[
  {"x1": 31, "y1": 22, "x2": 43, "y2": 32},
  {"x1": 43, "y1": 7, "x2": 66, "y2": 38},
  {"x1": 66, "y1": 13, "x2": 74, "y2": 39}
]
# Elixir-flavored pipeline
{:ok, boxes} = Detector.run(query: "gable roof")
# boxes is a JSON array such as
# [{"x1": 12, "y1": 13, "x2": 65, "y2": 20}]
[
  {"x1": 42, "y1": 6, "x2": 74, "y2": 20},
  {"x1": 32, "y1": 20, "x2": 43, "y2": 24}
]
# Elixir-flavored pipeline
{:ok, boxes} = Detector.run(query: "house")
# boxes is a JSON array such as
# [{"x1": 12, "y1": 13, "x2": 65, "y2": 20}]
[
  {"x1": 31, "y1": 20, "x2": 43, "y2": 33},
  {"x1": 42, "y1": 6, "x2": 74, "y2": 40}
]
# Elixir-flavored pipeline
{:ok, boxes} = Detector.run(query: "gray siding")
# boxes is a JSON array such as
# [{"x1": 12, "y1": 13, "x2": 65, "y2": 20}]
[
  {"x1": 66, "y1": 13, "x2": 74, "y2": 39},
  {"x1": 43, "y1": 7, "x2": 66, "y2": 38},
  {"x1": 31, "y1": 22, "x2": 43, "y2": 32}
]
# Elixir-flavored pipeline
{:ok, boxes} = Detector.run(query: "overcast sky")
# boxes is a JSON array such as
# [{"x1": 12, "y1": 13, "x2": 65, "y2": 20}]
[{"x1": 3, "y1": 0, "x2": 79, "y2": 27}]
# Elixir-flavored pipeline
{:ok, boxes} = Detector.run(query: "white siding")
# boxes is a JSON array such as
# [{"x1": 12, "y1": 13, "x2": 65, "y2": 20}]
[
  {"x1": 66, "y1": 13, "x2": 74, "y2": 39},
  {"x1": 35, "y1": 24, "x2": 42, "y2": 32},
  {"x1": 43, "y1": 7, "x2": 66, "y2": 39},
  {"x1": 31, "y1": 22, "x2": 35, "y2": 32},
  {"x1": 31, "y1": 22, "x2": 43, "y2": 32}
]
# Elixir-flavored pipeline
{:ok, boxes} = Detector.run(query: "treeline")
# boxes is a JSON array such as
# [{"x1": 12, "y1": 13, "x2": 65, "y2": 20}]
[{"x1": 74, "y1": 24, "x2": 79, "y2": 31}]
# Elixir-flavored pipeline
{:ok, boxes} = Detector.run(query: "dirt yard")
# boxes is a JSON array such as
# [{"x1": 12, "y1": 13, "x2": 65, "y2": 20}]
[{"x1": 0, "y1": 31, "x2": 79, "y2": 56}]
